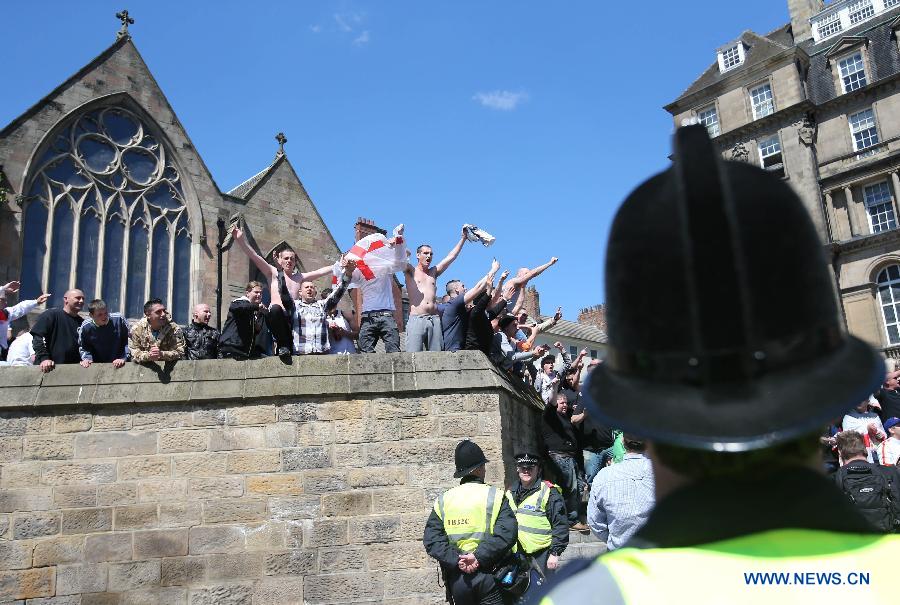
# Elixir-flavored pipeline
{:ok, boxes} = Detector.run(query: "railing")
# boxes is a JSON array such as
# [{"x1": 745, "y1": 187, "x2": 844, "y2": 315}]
[{"x1": 882, "y1": 344, "x2": 900, "y2": 359}]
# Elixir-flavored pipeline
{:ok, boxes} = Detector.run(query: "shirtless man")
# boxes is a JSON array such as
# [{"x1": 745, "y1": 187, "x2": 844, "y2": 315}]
[
  {"x1": 503, "y1": 257, "x2": 559, "y2": 315},
  {"x1": 404, "y1": 226, "x2": 468, "y2": 352},
  {"x1": 232, "y1": 227, "x2": 333, "y2": 356}
]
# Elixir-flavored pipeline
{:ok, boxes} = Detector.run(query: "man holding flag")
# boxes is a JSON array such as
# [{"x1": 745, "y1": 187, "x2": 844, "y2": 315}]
[{"x1": 343, "y1": 225, "x2": 407, "y2": 353}]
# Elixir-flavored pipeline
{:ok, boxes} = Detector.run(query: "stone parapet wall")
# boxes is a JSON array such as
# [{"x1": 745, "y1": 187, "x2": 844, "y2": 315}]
[{"x1": 0, "y1": 352, "x2": 553, "y2": 604}]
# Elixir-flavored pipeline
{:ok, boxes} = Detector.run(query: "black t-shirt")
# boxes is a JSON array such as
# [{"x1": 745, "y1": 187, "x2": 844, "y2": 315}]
[
  {"x1": 31, "y1": 307, "x2": 82, "y2": 365},
  {"x1": 541, "y1": 404, "x2": 579, "y2": 455},
  {"x1": 876, "y1": 388, "x2": 900, "y2": 423}
]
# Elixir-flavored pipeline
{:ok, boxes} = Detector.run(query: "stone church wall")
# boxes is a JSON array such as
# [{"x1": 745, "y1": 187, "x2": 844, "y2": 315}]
[{"x1": 0, "y1": 351, "x2": 555, "y2": 604}]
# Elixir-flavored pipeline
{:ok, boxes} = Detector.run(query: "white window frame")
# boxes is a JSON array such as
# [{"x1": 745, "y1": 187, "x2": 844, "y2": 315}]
[
  {"x1": 816, "y1": 12, "x2": 843, "y2": 40},
  {"x1": 837, "y1": 51, "x2": 868, "y2": 93},
  {"x1": 886, "y1": 0, "x2": 900, "y2": 8},
  {"x1": 849, "y1": 107, "x2": 880, "y2": 156},
  {"x1": 877, "y1": 265, "x2": 900, "y2": 346},
  {"x1": 849, "y1": 0, "x2": 875, "y2": 24},
  {"x1": 717, "y1": 43, "x2": 745, "y2": 73},
  {"x1": 749, "y1": 83, "x2": 775, "y2": 120},
  {"x1": 697, "y1": 105, "x2": 720, "y2": 137},
  {"x1": 863, "y1": 181, "x2": 897, "y2": 233},
  {"x1": 757, "y1": 135, "x2": 784, "y2": 174}
]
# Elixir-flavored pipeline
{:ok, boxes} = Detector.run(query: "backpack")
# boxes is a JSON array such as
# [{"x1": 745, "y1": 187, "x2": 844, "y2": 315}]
[{"x1": 835, "y1": 462, "x2": 898, "y2": 533}]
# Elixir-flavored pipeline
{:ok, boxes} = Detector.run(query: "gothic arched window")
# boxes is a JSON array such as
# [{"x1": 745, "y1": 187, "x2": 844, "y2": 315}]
[{"x1": 20, "y1": 105, "x2": 192, "y2": 323}]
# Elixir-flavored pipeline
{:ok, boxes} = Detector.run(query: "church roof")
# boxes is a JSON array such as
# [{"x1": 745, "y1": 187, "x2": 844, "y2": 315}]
[{"x1": 227, "y1": 155, "x2": 283, "y2": 199}]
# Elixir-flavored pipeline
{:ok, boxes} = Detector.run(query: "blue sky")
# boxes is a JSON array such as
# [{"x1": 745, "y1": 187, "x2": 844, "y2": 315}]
[{"x1": 2, "y1": 1, "x2": 790, "y2": 318}]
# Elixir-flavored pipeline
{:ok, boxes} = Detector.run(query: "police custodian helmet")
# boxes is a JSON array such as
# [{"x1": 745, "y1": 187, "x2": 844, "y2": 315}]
[{"x1": 582, "y1": 125, "x2": 884, "y2": 452}]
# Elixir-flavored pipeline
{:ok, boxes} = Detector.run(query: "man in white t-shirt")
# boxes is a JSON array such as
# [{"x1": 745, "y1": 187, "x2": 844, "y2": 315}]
[
  {"x1": 842, "y1": 399, "x2": 887, "y2": 463},
  {"x1": 351, "y1": 272, "x2": 404, "y2": 353},
  {"x1": 879, "y1": 417, "x2": 900, "y2": 466},
  {"x1": 2, "y1": 329, "x2": 35, "y2": 367}
]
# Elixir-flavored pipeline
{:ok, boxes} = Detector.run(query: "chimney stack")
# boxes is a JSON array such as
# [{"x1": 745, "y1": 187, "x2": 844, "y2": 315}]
[
  {"x1": 787, "y1": 0, "x2": 824, "y2": 44},
  {"x1": 354, "y1": 217, "x2": 387, "y2": 242},
  {"x1": 523, "y1": 286, "x2": 541, "y2": 320},
  {"x1": 578, "y1": 304, "x2": 607, "y2": 333}
]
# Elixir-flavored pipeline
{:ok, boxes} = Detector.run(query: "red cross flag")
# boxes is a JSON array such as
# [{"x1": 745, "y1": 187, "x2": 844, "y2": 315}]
[{"x1": 333, "y1": 224, "x2": 407, "y2": 286}]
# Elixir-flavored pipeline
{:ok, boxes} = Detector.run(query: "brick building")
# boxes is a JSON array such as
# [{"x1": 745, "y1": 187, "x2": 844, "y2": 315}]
[
  {"x1": 0, "y1": 18, "x2": 342, "y2": 327},
  {"x1": 666, "y1": 0, "x2": 900, "y2": 356}
]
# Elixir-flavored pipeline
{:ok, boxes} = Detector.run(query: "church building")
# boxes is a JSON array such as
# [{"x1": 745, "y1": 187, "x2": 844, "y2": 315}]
[{"x1": 0, "y1": 12, "x2": 343, "y2": 327}]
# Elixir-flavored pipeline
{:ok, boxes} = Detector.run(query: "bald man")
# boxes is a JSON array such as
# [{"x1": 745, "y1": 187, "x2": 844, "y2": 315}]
[
  {"x1": 32, "y1": 288, "x2": 85, "y2": 372},
  {"x1": 184, "y1": 303, "x2": 220, "y2": 360}
]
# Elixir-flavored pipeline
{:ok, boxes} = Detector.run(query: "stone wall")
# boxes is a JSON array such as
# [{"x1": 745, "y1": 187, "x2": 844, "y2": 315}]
[{"x1": 0, "y1": 352, "x2": 566, "y2": 604}]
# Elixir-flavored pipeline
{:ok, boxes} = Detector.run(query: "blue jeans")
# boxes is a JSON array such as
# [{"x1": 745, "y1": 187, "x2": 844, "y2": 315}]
[
  {"x1": 549, "y1": 452, "x2": 579, "y2": 524},
  {"x1": 583, "y1": 449, "x2": 602, "y2": 488}
]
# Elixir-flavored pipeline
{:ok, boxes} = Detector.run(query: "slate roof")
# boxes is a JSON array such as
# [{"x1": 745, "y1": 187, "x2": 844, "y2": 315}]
[
  {"x1": 802, "y1": 8, "x2": 900, "y2": 106},
  {"x1": 674, "y1": 29, "x2": 795, "y2": 103},
  {"x1": 227, "y1": 157, "x2": 280, "y2": 199},
  {"x1": 538, "y1": 316, "x2": 607, "y2": 345}
]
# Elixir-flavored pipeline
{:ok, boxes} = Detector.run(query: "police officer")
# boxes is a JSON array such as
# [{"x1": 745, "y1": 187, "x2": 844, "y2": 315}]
[
  {"x1": 539, "y1": 126, "x2": 900, "y2": 603},
  {"x1": 505, "y1": 452, "x2": 568, "y2": 578},
  {"x1": 424, "y1": 439, "x2": 517, "y2": 605}
]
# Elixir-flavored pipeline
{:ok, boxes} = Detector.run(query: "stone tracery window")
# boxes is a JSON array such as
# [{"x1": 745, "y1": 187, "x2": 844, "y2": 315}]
[{"x1": 20, "y1": 105, "x2": 191, "y2": 323}]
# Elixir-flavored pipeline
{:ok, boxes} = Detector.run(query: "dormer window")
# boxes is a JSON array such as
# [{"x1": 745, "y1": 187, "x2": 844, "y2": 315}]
[
  {"x1": 849, "y1": 0, "x2": 875, "y2": 25},
  {"x1": 817, "y1": 13, "x2": 843, "y2": 40},
  {"x1": 717, "y1": 43, "x2": 745, "y2": 73},
  {"x1": 838, "y1": 52, "x2": 868, "y2": 92}
]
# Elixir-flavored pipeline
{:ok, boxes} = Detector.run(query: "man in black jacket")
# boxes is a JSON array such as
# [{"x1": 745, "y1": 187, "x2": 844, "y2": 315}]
[
  {"x1": 184, "y1": 303, "x2": 220, "y2": 360},
  {"x1": 32, "y1": 289, "x2": 85, "y2": 372},
  {"x1": 541, "y1": 392, "x2": 587, "y2": 530},
  {"x1": 424, "y1": 440, "x2": 517, "y2": 605},
  {"x1": 834, "y1": 431, "x2": 900, "y2": 532},
  {"x1": 218, "y1": 282, "x2": 267, "y2": 360}
]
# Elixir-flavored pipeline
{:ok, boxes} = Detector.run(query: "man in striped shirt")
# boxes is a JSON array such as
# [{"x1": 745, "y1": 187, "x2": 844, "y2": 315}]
[{"x1": 292, "y1": 259, "x2": 355, "y2": 355}]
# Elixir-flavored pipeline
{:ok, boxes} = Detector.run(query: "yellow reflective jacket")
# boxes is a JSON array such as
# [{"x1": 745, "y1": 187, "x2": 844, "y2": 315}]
[
  {"x1": 434, "y1": 482, "x2": 503, "y2": 553},
  {"x1": 505, "y1": 481, "x2": 561, "y2": 553},
  {"x1": 540, "y1": 529, "x2": 900, "y2": 604}
]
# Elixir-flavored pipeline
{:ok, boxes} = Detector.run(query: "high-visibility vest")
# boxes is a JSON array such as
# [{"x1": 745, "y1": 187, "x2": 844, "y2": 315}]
[
  {"x1": 434, "y1": 482, "x2": 503, "y2": 554},
  {"x1": 505, "y1": 481, "x2": 561, "y2": 554},
  {"x1": 540, "y1": 529, "x2": 900, "y2": 604}
]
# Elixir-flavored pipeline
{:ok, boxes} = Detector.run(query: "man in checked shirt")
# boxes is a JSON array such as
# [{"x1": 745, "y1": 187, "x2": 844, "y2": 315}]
[
  {"x1": 291, "y1": 258, "x2": 356, "y2": 355},
  {"x1": 587, "y1": 434, "x2": 655, "y2": 550}
]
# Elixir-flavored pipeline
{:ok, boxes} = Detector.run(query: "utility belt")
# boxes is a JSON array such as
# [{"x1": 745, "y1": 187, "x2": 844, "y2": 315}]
[{"x1": 361, "y1": 309, "x2": 394, "y2": 318}]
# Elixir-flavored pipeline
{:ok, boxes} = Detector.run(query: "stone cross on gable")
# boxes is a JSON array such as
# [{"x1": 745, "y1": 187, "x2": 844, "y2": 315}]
[
  {"x1": 116, "y1": 10, "x2": 134, "y2": 40},
  {"x1": 275, "y1": 132, "x2": 287, "y2": 158}
]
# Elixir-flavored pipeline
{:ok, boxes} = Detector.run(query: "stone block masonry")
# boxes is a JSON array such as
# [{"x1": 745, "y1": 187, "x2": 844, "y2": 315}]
[{"x1": 0, "y1": 351, "x2": 558, "y2": 603}]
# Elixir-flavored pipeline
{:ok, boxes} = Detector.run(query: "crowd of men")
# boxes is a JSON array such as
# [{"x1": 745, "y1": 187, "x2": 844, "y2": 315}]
[
  {"x1": 0, "y1": 222, "x2": 569, "y2": 374},
  {"x1": 423, "y1": 126, "x2": 900, "y2": 605}
]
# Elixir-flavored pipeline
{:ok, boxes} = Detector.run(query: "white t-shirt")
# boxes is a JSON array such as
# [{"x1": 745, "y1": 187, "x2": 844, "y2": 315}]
[
  {"x1": 879, "y1": 437, "x2": 900, "y2": 466},
  {"x1": 327, "y1": 311, "x2": 357, "y2": 354},
  {"x1": 5, "y1": 332, "x2": 34, "y2": 366},
  {"x1": 351, "y1": 272, "x2": 395, "y2": 313}
]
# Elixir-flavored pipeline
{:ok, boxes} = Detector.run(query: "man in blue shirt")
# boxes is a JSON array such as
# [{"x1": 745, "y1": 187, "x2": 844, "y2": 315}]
[
  {"x1": 587, "y1": 435, "x2": 654, "y2": 549},
  {"x1": 438, "y1": 259, "x2": 499, "y2": 351},
  {"x1": 78, "y1": 299, "x2": 129, "y2": 368}
]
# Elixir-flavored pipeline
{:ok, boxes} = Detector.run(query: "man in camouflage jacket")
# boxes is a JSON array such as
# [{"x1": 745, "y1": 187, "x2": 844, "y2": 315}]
[{"x1": 130, "y1": 298, "x2": 186, "y2": 363}]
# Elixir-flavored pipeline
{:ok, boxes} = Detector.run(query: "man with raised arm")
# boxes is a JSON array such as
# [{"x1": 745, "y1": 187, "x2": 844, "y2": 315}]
[
  {"x1": 503, "y1": 258, "x2": 558, "y2": 315},
  {"x1": 404, "y1": 226, "x2": 468, "y2": 352},
  {"x1": 231, "y1": 227, "x2": 333, "y2": 357},
  {"x1": 439, "y1": 259, "x2": 501, "y2": 352}
]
